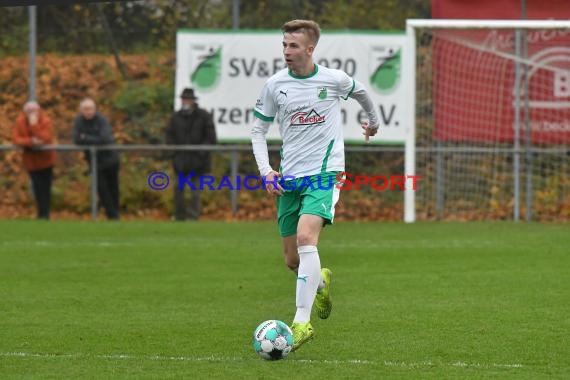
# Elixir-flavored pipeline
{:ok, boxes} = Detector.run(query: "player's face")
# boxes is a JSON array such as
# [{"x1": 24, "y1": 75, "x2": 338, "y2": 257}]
[{"x1": 282, "y1": 32, "x2": 314, "y2": 73}]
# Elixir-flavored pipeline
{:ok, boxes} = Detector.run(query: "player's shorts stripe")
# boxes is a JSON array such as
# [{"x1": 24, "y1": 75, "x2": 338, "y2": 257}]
[{"x1": 330, "y1": 184, "x2": 341, "y2": 221}]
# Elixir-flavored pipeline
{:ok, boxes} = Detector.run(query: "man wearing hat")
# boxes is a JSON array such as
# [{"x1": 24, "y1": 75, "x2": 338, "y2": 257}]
[{"x1": 165, "y1": 88, "x2": 217, "y2": 221}]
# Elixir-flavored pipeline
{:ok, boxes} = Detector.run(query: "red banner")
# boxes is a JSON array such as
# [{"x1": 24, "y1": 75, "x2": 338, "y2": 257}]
[{"x1": 431, "y1": 0, "x2": 570, "y2": 144}]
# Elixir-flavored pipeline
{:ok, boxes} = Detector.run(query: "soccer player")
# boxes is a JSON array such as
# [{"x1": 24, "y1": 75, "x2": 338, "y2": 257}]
[{"x1": 251, "y1": 19, "x2": 380, "y2": 351}]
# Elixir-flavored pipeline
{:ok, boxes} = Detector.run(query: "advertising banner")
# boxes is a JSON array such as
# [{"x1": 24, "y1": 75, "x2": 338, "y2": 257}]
[{"x1": 175, "y1": 31, "x2": 410, "y2": 143}]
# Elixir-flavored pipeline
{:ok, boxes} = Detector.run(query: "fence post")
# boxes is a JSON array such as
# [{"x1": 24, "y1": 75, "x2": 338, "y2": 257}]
[
  {"x1": 513, "y1": 29, "x2": 522, "y2": 221},
  {"x1": 28, "y1": 6, "x2": 36, "y2": 101},
  {"x1": 522, "y1": 28, "x2": 533, "y2": 222},
  {"x1": 90, "y1": 146, "x2": 98, "y2": 220},
  {"x1": 230, "y1": 149, "x2": 239, "y2": 215},
  {"x1": 436, "y1": 141, "x2": 444, "y2": 219}
]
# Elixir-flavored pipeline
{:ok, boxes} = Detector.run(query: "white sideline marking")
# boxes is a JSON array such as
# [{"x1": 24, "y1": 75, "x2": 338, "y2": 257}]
[{"x1": 0, "y1": 352, "x2": 523, "y2": 369}]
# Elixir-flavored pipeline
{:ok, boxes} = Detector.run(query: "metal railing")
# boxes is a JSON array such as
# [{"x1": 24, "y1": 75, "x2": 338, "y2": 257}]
[{"x1": 4, "y1": 143, "x2": 569, "y2": 221}]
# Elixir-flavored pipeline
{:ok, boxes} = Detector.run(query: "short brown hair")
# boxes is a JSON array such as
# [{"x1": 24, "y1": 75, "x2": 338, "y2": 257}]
[{"x1": 282, "y1": 19, "x2": 321, "y2": 45}]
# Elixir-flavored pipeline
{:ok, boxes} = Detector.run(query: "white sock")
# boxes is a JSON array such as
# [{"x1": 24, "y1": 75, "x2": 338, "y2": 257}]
[{"x1": 293, "y1": 245, "x2": 321, "y2": 324}]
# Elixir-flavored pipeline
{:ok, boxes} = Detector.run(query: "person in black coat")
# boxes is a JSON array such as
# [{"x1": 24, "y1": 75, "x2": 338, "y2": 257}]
[
  {"x1": 73, "y1": 98, "x2": 120, "y2": 220},
  {"x1": 166, "y1": 88, "x2": 217, "y2": 221}
]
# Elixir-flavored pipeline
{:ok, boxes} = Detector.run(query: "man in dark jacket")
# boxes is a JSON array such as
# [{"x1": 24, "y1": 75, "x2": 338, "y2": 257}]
[
  {"x1": 166, "y1": 88, "x2": 217, "y2": 221},
  {"x1": 73, "y1": 98, "x2": 120, "y2": 220}
]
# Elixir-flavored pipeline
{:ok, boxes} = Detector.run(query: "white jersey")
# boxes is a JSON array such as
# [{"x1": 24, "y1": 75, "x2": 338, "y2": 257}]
[{"x1": 253, "y1": 64, "x2": 355, "y2": 178}]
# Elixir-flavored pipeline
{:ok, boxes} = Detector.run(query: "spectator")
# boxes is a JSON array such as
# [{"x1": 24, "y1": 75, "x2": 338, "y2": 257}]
[
  {"x1": 72, "y1": 98, "x2": 120, "y2": 220},
  {"x1": 12, "y1": 101, "x2": 57, "y2": 220},
  {"x1": 165, "y1": 88, "x2": 217, "y2": 221}
]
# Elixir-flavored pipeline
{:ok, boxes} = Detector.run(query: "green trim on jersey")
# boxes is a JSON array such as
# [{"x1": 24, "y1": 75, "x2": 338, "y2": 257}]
[
  {"x1": 342, "y1": 79, "x2": 356, "y2": 100},
  {"x1": 320, "y1": 139, "x2": 335, "y2": 173},
  {"x1": 253, "y1": 110, "x2": 274, "y2": 122},
  {"x1": 288, "y1": 64, "x2": 319, "y2": 79}
]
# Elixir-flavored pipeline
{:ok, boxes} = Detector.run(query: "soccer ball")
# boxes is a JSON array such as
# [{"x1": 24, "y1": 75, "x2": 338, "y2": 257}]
[{"x1": 252, "y1": 320, "x2": 294, "y2": 360}]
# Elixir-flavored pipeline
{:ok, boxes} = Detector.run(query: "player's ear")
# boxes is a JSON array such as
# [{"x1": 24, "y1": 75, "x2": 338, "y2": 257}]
[{"x1": 307, "y1": 45, "x2": 315, "y2": 55}]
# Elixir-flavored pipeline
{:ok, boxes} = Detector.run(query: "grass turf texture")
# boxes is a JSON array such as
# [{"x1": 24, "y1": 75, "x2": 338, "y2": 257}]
[{"x1": 0, "y1": 220, "x2": 568, "y2": 379}]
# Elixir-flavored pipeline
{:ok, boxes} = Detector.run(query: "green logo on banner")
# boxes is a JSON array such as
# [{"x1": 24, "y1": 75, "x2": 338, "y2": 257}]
[
  {"x1": 190, "y1": 47, "x2": 221, "y2": 91},
  {"x1": 370, "y1": 46, "x2": 401, "y2": 94}
]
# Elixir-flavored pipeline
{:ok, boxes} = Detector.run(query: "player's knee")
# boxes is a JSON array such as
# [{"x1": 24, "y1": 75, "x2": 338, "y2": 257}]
[{"x1": 296, "y1": 232, "x2": 316, "y2": 246}]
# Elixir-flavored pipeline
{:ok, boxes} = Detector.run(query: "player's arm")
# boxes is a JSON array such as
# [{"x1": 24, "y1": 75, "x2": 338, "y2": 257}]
[
  {"x1": 251, "y1": 82, "x2": 284, "y2": 195},
  {"x1": 251, "y1": 117, "x2": 284, "y2": 195},
  {"x1": 349, "y1": 80, "x2": 380, "y2": 142},
  {"x1": 251, "y1": 117, "x2": 273, "y2": 177}
]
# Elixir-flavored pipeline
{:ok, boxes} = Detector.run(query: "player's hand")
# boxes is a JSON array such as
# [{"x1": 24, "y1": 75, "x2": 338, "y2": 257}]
[
  {"x1": 362, "y1": 122, "x2": 379, "y2": 143},
  {"x1": 264, "y1": 170, "x2": 284, "y2": 196},
  {"x1": 31, "y1": 136, "x2": 43, "y2": 145}
]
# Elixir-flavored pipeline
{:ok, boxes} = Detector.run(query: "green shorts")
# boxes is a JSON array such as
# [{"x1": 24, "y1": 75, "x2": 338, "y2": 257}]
[{"x1": 276, "y1": 171, "x2": 342, "y2": 237}]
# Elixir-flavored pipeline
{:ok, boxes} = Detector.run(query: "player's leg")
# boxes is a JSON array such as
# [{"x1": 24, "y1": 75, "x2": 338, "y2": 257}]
[
  {"x1": 282, "y1": 235, "x2": 327, "y2": 289},
  {"x1": 294, "y1": 214, "x2": 324, "y2": 321},
  {"x1": 290, "y1": 213, "x2": 323, "y2": 351},
  {"x1": 282, "y1": 235, "x2": 299, "y2": 272},
  {"x1": 279, "y1": 175, "x2": 338, "y2": 350},
  {"x1": 300, "y1": 173, "x2": 340, "y2": 320},
  {"x1": 276, "y1": 181, "x2": 314, "y2": 350},
  {"x1": 277, "y1": 181, "x2": 301, "y2": 271}
]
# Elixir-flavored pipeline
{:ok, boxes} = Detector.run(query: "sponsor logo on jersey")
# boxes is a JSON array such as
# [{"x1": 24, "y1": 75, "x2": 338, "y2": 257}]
[{"x1": 290, "y1": 109, "x2": 325, "y2": 126}]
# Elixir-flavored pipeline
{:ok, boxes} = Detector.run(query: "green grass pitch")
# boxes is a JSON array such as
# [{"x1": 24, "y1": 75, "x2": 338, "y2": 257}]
[{"x1": 0, "y1": 220, "x2": 568, "y2": 379}]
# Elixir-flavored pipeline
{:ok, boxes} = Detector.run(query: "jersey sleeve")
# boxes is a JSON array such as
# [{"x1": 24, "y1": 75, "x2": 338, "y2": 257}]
[
  {"x1": 253, "y1": 82, "x2": 276, "y2": 122},
  {"x1": 337, "y1": 70, "x2": 356, "y2": 100}
]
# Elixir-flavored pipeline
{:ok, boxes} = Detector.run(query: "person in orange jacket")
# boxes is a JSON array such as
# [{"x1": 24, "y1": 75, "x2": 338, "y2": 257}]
[{"x1": 12, "y1": 101, "x2": 57, "y2": 220}]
